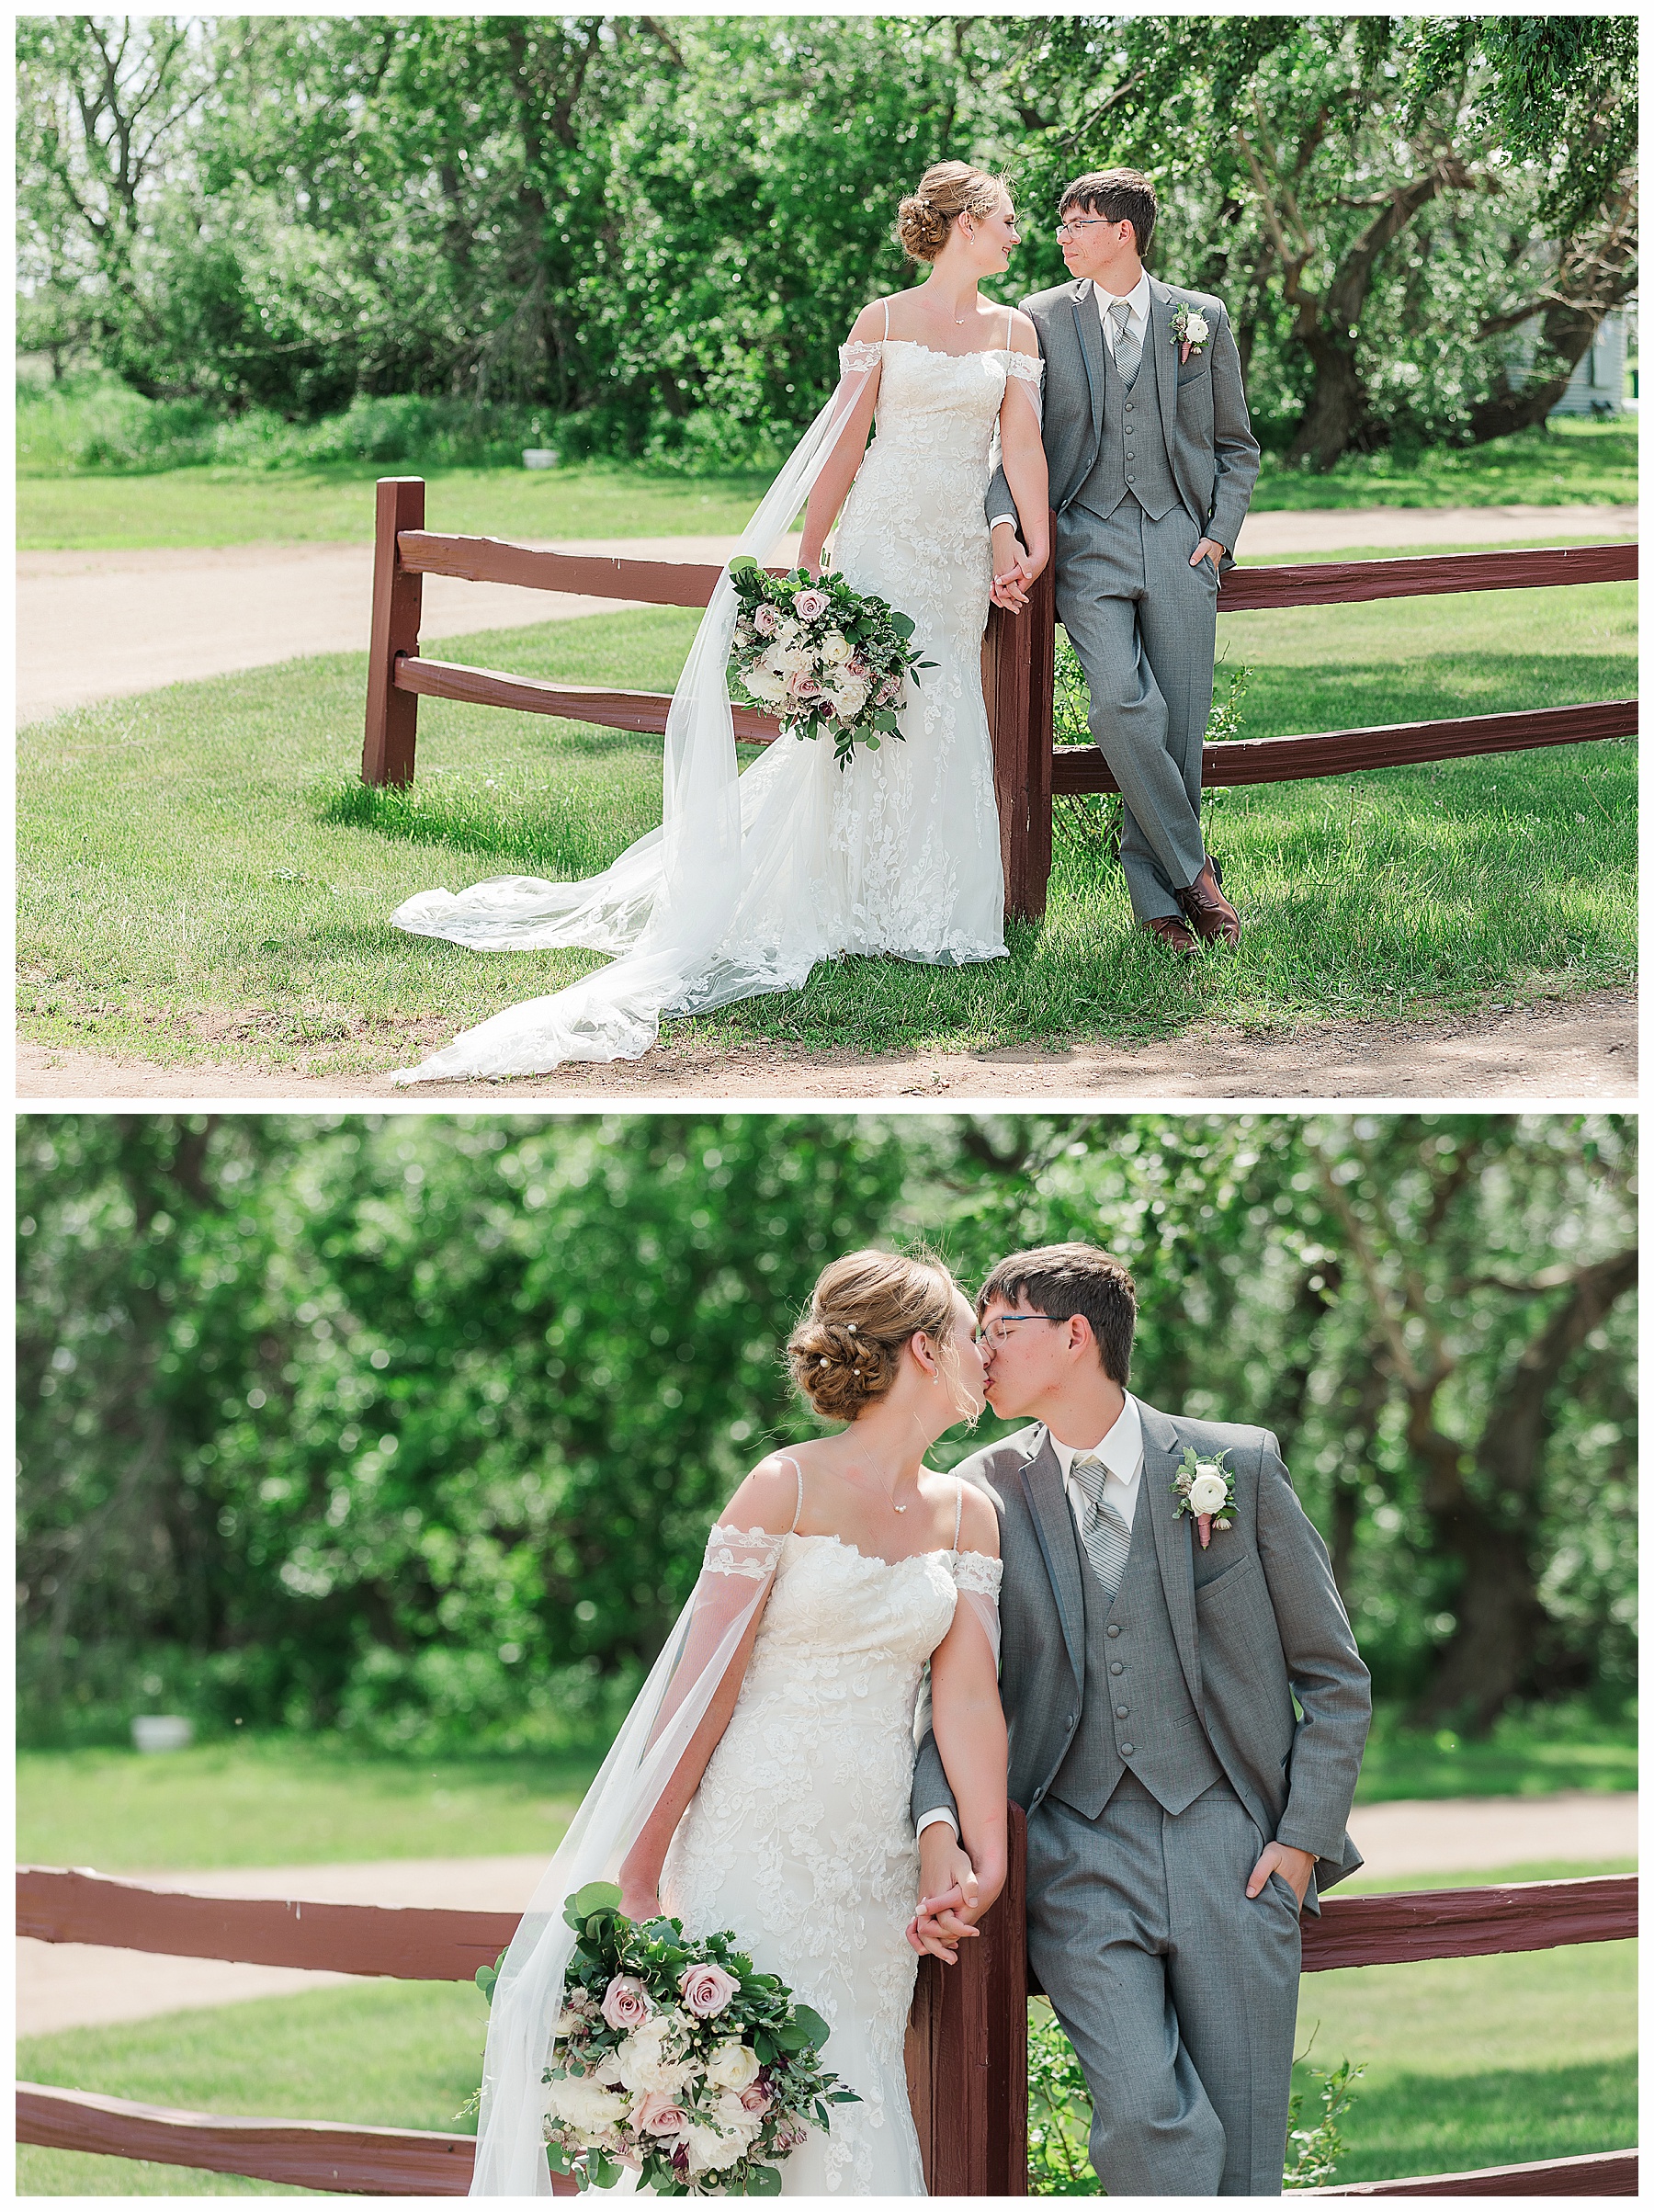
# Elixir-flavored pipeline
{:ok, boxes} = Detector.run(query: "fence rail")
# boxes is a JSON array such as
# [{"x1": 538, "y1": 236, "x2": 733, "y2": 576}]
[
  {"x1": 18, "y1": 1858, "x2": 1636, "y2": 2197},
  {"x1": 362, "y1": 478, "x2": 1637, "y2": 921}
]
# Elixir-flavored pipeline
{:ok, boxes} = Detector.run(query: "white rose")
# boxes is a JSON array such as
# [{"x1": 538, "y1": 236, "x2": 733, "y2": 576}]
[
  {"x1": 683, "y1": 2119, "x2": 749, "y2": 2177},
  {"x1": 706, "y1": 2040, "x2": 762, "y2": 2092},
  {"x1": 819, "y1": 629, "x2": 852, "y2": 665},
  {"x1": 743, "y1": 667, "x2": 787, "y2": 705},
  {"x1": 1184, "y1": 311, "x2": 1210, "y2": 342},
  {"x1": 769, "y1": 644, "x2": 813, "y2": 675},
  {"x1": 544, "y1": 2071, "x2": 631, "y2": 2137},
  {"x1": 833, "y1": 678, "x2": 869, "y2": 719},
  {"x1": 616, "y1": 2016, "x2": 694, "y2": 2095},
  {"x1": 1188, "y1": 1471, "x2": 1229, "y2": 1515}
]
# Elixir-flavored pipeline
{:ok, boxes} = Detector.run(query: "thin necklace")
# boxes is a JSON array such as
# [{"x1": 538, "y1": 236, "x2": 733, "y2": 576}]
[{"x1": 861, "y1": 1458, "x2": 912, "y2": 1513}]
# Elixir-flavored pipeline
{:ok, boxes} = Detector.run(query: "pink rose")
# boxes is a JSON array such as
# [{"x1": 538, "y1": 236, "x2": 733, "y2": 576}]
[
  {"x1": 678, "y1": 1962, "x2": 741, "y2": 2017},
  {"x1": 634, "y1": 2090, "x2": 690, "y2": 2135},
  {"x1": 739, "y1": 2082, "x2": 771, "y2": 2116},
  {"x1": 599, "y1": 1974, "x2": 651, "y2": 2031},
  {"x1": 793, "y1": 588, "x2": 830, "y2": 622},
  {"x1": 847, "y1": 659, "x2": 870, "y2": 680},
  {"x1": 753, "y1": 602, "x2": 779, "y2": 636},
  {"x1": 787, "y1": 670, "x2": 821, "y2": 698}
]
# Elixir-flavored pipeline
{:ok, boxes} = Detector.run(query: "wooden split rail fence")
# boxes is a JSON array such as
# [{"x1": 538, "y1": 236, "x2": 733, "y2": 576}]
[
  {"x1": 362, "y1": 477, "x2": 1636, "y2": 921},
  {"x1": 17, "y1": 1820, "x2": 1637, "y2": 2196}
]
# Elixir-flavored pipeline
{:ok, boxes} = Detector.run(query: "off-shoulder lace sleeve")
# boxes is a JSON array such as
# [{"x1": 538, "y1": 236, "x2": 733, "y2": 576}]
[
  {"x1": 838, "y1": 339, "x2": 883, "y2": 373},
  {"x1": 703, "y1": 1522, "x2": 788, "y2": 1580},
  {"x1": 952, "y1": 1549, "x2": 1004, "y2": 1596},
  {"x1": 1003, "y1": 349, "x2": 1044, "y2": 386}
]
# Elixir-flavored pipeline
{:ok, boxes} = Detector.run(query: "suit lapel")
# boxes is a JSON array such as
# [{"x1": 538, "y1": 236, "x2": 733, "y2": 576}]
[
  {"x1": 1070, "y1": 280, "x2": 1106, "y2": 448},
  {"x1": 1149, "y1": 278, "x2": 1178, "y2": 457},
  {"x1": 1016, "y1": 1429, "x2": 1086, "y2": 1695},
  {"x1": 1139, "y1": 1401, "x2": 1204, "y2": 1713}
]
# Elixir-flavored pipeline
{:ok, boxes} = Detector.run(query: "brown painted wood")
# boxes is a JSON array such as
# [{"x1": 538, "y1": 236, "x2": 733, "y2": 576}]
[
  {"x1": 982, "y1": 526, "x2": 1057, "y2": 925},
  {"x1": 393, "y1": 654, "x2": 781, "y2": 743},
  {"x1": 985, "y1": 1802, "x2": 1030, "y2": 2194},
  {"x1": 1301, "y1": 1874, "x2": 1637, "y2": 1973},
  {"x1": 16, "y1": 1866, "x2": 518, "y2": 1982},
  {"x1": 1217, "y1": 540, "x2": 1636, "y2": 613},
  {"x1": 1308, "y1": 2148, "x2": 1637, "y2": 2196},
  {"x1": 16, "y1": 2081, "x2": 506, "y2": 2195},
  {"x1": 398, "y1": 529, "x2": 728, "y2": 609},
  {"x1": 362, "y1": 478, "x2": 426, "y2": 787},
  {"x1": 1051, "y1": 698, "x2": 1637, "y2": 796}
]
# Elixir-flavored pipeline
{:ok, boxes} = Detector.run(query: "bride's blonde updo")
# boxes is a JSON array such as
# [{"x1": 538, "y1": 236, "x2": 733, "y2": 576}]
[
  {"x1": 895, "y1": 161, "x2": 1009, "y2": 264},
  {"x1": 787, "y1": 1249, "x2": 964, "y2": 1424}
]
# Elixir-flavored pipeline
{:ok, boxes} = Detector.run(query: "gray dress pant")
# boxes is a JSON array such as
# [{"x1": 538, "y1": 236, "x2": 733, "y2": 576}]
[
  {"x1": 1055, "y1": 498, "x2": 1220, "y2": 924},
  {"x1": 1027, "y1": 1770, "x2": 1301, "y2": 2196}
]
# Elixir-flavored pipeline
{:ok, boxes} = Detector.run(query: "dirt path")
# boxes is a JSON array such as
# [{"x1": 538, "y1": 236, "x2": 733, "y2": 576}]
[
  {"x1": 17, "y1": 987, "x2": 1637, "y2": 1103},
  {"x1": 18, "y1": 1792, "x2": 1636, "y2": 2035},
  {"x1": 18, "y1": 504, "x2": 1635, "y2": 724}
]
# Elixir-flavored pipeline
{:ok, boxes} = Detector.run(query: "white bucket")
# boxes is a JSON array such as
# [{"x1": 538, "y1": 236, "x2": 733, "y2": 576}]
[{"x1": 131, "y1": 1715, "x2": 194, "y2": 1753}]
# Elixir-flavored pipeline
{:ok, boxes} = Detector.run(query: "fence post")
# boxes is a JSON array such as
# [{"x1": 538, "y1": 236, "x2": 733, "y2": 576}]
[
  {"x1": 904, "y1": 1802, "x2": 1028, "y2": 2194},
  {"x1": 983, "y1": 514, "x2": 1055, "y2": 924},
  {"x1": 363, "y1": 477, "x2": 426, "y2": 787}
]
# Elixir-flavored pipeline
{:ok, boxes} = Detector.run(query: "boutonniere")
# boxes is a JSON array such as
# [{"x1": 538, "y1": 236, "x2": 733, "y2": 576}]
[
  {"x1": 1172, "y1": 1446, "x2": 1234, "y2": 1548},
  {"x1": 1170, "y1": 302, "x2": 1210, "y2": 367}
]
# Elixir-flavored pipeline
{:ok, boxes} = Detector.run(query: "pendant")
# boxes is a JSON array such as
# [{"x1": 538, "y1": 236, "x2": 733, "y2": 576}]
[{"x1": 894, "y1": 1503, "x2": 908, "y2": 1513}]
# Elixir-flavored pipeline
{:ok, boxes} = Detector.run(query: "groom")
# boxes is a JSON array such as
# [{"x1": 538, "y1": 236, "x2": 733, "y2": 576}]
[
  {"x1": 987, "y1": 169, "x2": 1261, "y2": 954},
  {"x1": 911, "y1": 1242, "x2": 1370, "y2": 2195}
]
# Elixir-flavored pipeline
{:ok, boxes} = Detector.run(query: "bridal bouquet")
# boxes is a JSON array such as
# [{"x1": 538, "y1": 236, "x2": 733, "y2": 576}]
[
  {"x1": 726, "y1": 556, "x2": 933, "y2": 770},
  {"x1": 537, "y1": 1881, "x2": 858, "y2": 2194}
]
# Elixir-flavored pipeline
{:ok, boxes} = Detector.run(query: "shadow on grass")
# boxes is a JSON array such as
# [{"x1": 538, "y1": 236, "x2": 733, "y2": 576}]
[{"x1": 1323, "y1": 2056, "x2": 1637, "y2": 2185}]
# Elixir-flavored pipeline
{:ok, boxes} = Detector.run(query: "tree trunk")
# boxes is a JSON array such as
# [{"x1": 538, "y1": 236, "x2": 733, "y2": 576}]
[
  {"x1": 1286, "y1": 335, "x2": 1369, "y2": 469},
  {"x1": 1470, "y1": 297, "x2": 1625, "y2": 441}
]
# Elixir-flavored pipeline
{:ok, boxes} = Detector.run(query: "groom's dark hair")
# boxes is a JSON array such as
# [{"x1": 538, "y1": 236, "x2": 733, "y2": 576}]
[
  {"x1": 1059, "y1": 168, "x2": 1158, "y2": 259},
  {"x1": 977, "y1": 1242, "x2": 1137, "y2": 1386}
]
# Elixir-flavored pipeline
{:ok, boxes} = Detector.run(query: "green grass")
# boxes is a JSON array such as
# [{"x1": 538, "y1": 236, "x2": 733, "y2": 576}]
[
  {"x1": 18, "y1": 562, "x2": 1636, "y2": 1073},
  {"x1": 1354, "y1": 1699, "x2": 1638, "y2": 1803},
  {"x1": 16, "y1": 1736, "x2": 597, "y2": 1873},
  {"x1": 17, "y1": 418, "x2": 1634, "y2": 550},
  {"x1": 17, "y1": 1979, "x2": 485, "y2": 2195},
  {"x1": 1249, "y1": 418, "x2": 1636, "y2": 513}
]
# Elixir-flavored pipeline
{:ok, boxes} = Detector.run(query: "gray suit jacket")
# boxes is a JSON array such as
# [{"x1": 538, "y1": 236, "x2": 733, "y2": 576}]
[
  {"x1": 913, "y1": 1402, "x2": 1371, "y2": 1906},
  {"x1": 987, "y1": 276, "x2": 1261, "y2": 567}
]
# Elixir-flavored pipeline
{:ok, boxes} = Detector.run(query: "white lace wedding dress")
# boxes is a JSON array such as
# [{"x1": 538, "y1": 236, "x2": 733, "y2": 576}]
[
  {"x1": 661, "y1": 1505, "x2": 1003, "y2": 2195},
  {"x1": 389, "y1": 334, "x2": 1043, "y2": 1082}
]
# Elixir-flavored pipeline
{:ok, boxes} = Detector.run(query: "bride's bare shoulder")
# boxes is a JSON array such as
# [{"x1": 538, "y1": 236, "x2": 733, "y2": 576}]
[
  {"x1": 847, "y1": 298, "x2": 893, "y2": 343},
  {"x1": 1004, "y1": 305, "x2": 1040, "y2": 358},
  {"x1": 719, "y1": 1447, "x2": 810, "y2": 1535},
  {"x1": 957, "y1": 1483, "x2": 1002, "y2": 1559}
]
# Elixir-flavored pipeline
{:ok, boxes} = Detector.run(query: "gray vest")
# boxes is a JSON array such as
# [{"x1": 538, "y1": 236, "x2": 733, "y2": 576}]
[
  {"x1": 1048, "y1": 1495, "x2": 1223, "y2": 1821},
  {"x1": 1071, "y1": 306, "x2": 1179, "y2": 526}
]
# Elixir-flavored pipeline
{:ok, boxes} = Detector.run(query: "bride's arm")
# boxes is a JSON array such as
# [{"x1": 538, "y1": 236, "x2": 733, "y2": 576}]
[
  {"x1": 996, "y1": 313, "x2": 1049, "y2": 589},
  {"x1": 617, "y1": 1455, "x2": 797, "y2": 1919},
  {"x1": 796, "y1": 303, "x2": 886, "y2": 576},
  {"x1": 926, "y1": 1492, "x2": 1008, "y2": 1915}
]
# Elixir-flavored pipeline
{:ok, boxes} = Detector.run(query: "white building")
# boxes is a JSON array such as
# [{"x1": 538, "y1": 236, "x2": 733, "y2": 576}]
[{"x1": 1514, "y1": 304, "x2": 1635, "y2": 417}]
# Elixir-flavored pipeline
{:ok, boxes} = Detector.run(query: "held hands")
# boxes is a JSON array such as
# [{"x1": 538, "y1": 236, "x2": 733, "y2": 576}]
[
  {"x1": 989, "y1": 527, "x2": 1049, "y2": 614},
  {"x1": 1246, "y1": 1840, "x2": 1316, "y2": 1908},
  {"x1": 906, "y1": 1827, "x2": 1005, "y2": 1964}
]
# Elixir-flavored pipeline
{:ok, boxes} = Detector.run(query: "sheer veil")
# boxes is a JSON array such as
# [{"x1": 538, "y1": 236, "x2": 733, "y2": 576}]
[
  {"x1": 469, "y1": 1525, "x2": 788, "y2": 2196},
  {"x1": 389, "y1": 360, "x2": 882, "y2": 1086}
]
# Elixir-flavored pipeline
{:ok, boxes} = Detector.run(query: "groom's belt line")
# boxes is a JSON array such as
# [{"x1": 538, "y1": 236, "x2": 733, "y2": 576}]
[{"x1": 1053, "y1": 698, "x2": 1639, "y2": 796}]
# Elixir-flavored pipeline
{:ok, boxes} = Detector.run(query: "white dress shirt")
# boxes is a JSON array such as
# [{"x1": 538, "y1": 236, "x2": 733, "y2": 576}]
[
  {"x1": 1093, "y1": 268, "x2": 1153, "y2": 363},
  {"x1": 916, "y1": 1394, "x2": 1145, "y2": 1840}
]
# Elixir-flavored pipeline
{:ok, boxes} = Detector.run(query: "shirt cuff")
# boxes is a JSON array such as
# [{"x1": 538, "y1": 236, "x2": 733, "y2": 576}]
[
  {"x1": 987, "y1": 514, "x2": 1018, "y2": 532},
  {"x1": 915, "y1": 1807, "x2": 959, "y2": 1839}
]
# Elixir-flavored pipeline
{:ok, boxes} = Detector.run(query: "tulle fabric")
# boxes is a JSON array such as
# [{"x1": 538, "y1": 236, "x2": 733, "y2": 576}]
[{"x1": 470, "y1": 1526, "x2": 787, "y2": 2197}]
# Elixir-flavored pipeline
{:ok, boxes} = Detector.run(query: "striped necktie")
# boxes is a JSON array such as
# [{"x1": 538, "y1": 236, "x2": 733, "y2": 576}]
[
  {"x1": 1070, "y1": 1452, "x2": 1132, "y2": 1598},
  {"x1": 1109, "y1": 297, "x2": 1142, "y2": 390}
]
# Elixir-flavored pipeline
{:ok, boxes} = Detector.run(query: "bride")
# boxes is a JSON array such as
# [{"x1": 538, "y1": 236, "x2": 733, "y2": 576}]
[
  {"x1": 470, "y1": 1250, "x2": 1008, "y2": 2195},
  {"x1": 390, "y1": 163, "x2": 1048, "y2": 1083}
]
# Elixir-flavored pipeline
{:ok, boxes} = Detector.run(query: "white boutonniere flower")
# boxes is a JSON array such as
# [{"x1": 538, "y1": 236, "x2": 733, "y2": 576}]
[
  {"x1": 1171, "y1": 1446, "x2": 1236, "y2": 1548},
  {"x1": 1171, "y1": 301, "x2": 1211, "y2": 366}
]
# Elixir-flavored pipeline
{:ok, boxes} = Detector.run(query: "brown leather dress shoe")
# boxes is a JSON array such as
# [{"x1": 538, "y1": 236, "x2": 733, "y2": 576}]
[
  {"x1": 1176, "y1": 859, "x2": 1240, "y2": 947},
  {"x1": 1144, "y1": 913, "x2": 1199, "y2": 956}
]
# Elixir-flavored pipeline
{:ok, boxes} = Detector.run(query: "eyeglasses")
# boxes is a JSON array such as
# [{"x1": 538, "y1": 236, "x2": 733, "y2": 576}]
[
  {"x1": 1054, "y1": 216, "x2": 1115, "y2": 240},
  {"x1": 975, "y1": 1313, "x2": 1068, "y2": 1349}
]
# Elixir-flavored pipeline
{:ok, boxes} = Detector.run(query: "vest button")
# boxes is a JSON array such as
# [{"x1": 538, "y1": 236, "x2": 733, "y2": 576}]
[
  {"x1": 1127, "y1": 473, "x2": 1136, "y2": 482},
  {"x1": 1125, "y1": 401, "x2": 1133, "y2": 411},
  {"x1": 1116, "y1": 1706, "x2": 1128, "y2": 1719},
  {"x1": 1109, "y1": 1661, "x2": 1124, "y2": 1675},
  {"x1": 1106, "y1": 1625, "x2": 1121, "y2": 1638},
  {"x1": 1119, "y1": 1743, "x2": 1135, "y2": 1757},
  {"x1": 1065, "y1": 1713, "x2": 1076, "y2": 1730}
]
